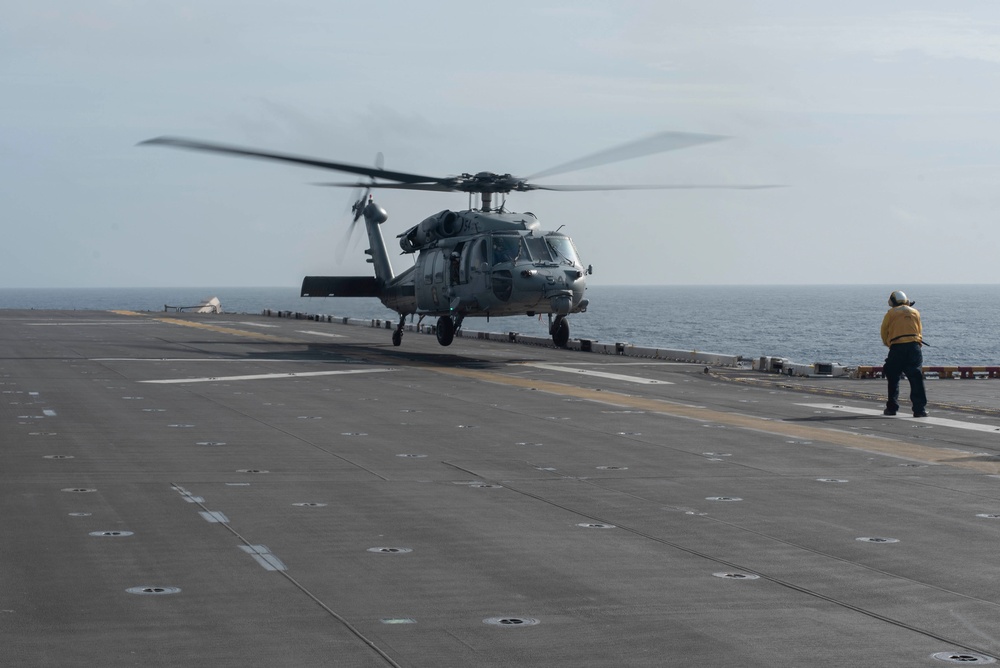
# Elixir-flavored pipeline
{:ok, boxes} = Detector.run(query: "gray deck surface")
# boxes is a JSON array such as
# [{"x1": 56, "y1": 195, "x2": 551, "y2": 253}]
[{"x1": 3, "y1": 309, "x2": 1000, "y2": 667}]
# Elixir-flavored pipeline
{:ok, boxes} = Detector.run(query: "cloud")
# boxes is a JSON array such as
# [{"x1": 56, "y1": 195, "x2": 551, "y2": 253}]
[
  {"x1": 810, "y1": 12, "x2": 1000, "y2": 64},
  {"x1": 611, "y1": 5, "x2": 1000, "y2": 64},
  {"x1": 591, "y1": 5, "x2": 1000, "y2": 115}
]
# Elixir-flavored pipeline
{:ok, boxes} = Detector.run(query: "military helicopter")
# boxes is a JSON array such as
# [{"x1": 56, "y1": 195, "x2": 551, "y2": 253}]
[{"x1": 141, "y1": 131, "x2": 769, "y2": 347}]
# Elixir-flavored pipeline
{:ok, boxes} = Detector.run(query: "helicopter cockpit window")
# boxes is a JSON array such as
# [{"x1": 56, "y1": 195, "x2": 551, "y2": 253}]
[
  {"x1": 491, "y1": 235, "x2": 524, "y2": 265},
  {"x1": 545, "y1": 235, "x2": 581, "y2": 266},
  {"x1": 523, "y1": 236, "x2": 553, "y2": 263}
]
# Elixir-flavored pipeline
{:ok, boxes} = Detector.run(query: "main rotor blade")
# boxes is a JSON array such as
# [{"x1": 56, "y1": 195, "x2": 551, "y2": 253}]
[
  {"x1": 315, "y1": 181, "x2": 457, "y2": 192},
  {"x1": 528, "y1": 183, "x2": 783, "y2": 191},
  {"x1": 139, "y1": 136, "x2": 441, "y2": 185},
  {"x1": 526, "y1": 131, "x2": 728, "y2": 181},
  {"x1": 316, "y1": 180, "x2": 782, "y2": 193}
]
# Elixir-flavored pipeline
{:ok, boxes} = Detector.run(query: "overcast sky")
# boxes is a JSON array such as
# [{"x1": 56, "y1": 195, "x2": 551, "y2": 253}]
[{"x1": 3, "y1": 1, "x2": 1000, "y2": 288}]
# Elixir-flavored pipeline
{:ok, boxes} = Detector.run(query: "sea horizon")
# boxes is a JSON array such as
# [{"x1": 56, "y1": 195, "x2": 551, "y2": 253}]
[{"x1": 2, "y1": 284, "x2": 998, "y2": 366}]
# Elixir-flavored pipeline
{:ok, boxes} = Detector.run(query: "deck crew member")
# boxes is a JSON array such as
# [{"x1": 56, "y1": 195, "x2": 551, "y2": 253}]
[{"x1": 880, "y1": 290, "x2": 928, "y2": 417}]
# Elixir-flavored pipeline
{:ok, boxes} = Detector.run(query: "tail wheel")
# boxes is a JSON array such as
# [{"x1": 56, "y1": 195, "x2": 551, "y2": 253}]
[{"x1": 436, "y1": 316, "x2": 455, "y2": 346}]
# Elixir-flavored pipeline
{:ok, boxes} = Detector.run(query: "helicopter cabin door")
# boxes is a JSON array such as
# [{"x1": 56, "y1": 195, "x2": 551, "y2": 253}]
[
  {"x1": 415, "y1": 248, "x2": 448, "y2": 311},
  {"x1": 460, "y1": 237, "x2": 490, "y2": 301}
]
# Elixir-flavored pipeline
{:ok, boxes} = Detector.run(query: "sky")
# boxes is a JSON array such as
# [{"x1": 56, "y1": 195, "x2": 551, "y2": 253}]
[{"x1": 3, "y1": 1, "x2": 1000, "y2": 288}]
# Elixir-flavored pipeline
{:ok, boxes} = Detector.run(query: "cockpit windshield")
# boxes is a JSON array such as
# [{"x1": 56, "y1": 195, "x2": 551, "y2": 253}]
[
  {"x1": 491, "y1": 235, "x2": 525, "y2": 265},
  {"x1": 545, "y1": 235, "x2": 581, "y2": 266},
  {"x1": 523, "y1": 236, "x2": 553, "y2": 263}
]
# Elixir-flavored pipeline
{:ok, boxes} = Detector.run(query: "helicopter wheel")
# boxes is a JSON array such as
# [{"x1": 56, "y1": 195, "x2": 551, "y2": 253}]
[
  {"x1": 392, "y1": 315, "x2": 406, "y2": 347},
  {"x1": 551, "y1": 316, "x2": 570, "y2": 348},
  {"x1": 436, "y1": 316, "x2": 455, "y2": 346}
]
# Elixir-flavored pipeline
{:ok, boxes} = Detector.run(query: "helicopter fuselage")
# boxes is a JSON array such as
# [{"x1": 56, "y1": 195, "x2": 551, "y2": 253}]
[{"x1": 385, "y1": 208, "x2": 589, "y2": 320}]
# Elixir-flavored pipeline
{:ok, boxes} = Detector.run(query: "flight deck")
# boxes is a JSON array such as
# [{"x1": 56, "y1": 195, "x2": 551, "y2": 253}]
[{"x1": 3, "y1": 309, "x2": 1000, "y2": 667}]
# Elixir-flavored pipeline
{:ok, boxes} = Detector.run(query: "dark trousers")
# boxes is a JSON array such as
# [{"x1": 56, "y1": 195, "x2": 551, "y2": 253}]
[{"x1": 884, "y1": 342, "x2": 927, "y2": 413}]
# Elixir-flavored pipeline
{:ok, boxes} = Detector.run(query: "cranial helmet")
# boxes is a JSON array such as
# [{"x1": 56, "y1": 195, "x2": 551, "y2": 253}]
[{"x1": 888, "y1": 290, "x2": 908, "y2": 307}]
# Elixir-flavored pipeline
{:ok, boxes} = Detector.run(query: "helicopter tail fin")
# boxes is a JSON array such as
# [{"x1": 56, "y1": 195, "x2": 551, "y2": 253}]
[{"x1": 360, "y1": 197, "x2": 395, "y2": 285}]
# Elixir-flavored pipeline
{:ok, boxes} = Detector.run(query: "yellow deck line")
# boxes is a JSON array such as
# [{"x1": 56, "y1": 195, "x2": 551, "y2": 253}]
[
  {"x1": 432, "y1": 367, "x2": 1000, "y2": 475},
  {"x1": 111, "y1": 311, "x2": 293, "y2": 343}
]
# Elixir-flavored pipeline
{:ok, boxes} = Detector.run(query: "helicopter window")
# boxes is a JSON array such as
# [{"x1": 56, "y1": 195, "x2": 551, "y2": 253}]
[
  {"x1": 524, "y1": 236, "x2": 553, "y2": 263},
  {"x1": 546, "y1": 235, "x2": 581, "y2": 266},
  {"x1": 491, "y1": 235, "x2": 523, "y2": 265},
  {"x1": 450, "y1": 242, "x2": 464, "y2": 284}
]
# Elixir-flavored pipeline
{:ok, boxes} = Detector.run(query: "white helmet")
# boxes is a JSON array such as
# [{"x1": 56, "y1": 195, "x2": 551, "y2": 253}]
[{"x1": 888, "y1": 290, "x2": 908, "y2": 306}]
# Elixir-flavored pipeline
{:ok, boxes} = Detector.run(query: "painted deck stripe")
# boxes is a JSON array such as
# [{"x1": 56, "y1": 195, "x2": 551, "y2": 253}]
[
  {"x1": 111, "y1": 311, "x2": 295, "y2": 342},
  {"x1": 139, "y1": 368, "x2": 394, "y2": 384},
  {"x1": 521, "y1": 362, "x2": 674, "y2": 385},
  {"x1": 296, "y1": 330, "x2": 346, "y2": 338},
  {"x1": 429, "y1": 366, "x2": 1000, "y2": 474},
  {"x1": 239, "y1": 545, "x2": 287, "y2": 571},
  {"x1": 26, "y1": 321, "x2": 153, "y2": 326},
  {"x1": 797, "y1": 403, "x2": 1000, "y2": 435},
  {"x1": 93, "y1": 358, "x2": 335, "y2": 363}
]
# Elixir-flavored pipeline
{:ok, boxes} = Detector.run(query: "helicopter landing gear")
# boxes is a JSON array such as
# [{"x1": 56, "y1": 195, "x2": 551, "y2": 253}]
[
  {"x1": 550, "y1": 314, "x2": 570, "y2": 348},
  {"x1": 436, "y1": 314, "x2": 465, "y2": 346},
  {"x1": 436, "y1": 315, "x2": 455, "y2": 346},
  {"x1": 392, "y1": 315, "x2": 405, "y2": 347}
]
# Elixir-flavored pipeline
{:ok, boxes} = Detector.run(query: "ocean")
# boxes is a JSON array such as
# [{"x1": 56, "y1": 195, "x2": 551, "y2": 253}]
[{"x1": 1, "y1": 284, "x2": 997, "y2": 366}]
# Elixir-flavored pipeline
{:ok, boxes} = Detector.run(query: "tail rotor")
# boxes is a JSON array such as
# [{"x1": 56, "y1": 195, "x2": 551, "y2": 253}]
[{"x1": 336, "y1": 153, "x2": 383, "y2": 263}]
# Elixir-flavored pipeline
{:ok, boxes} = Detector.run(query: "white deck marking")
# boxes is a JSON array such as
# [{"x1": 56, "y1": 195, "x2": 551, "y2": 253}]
[
  {"x1": 296, "y1": 330, "x2": 346, "y2": 338},
  {"x1": 797, "y1": 403, "x2": 1000, "y2": 434},
  {"x1": 237, "y1": 322, "x2": 279, "y2": 328},
  {"x1": 521, "y1": 362, "x2": 673, "y2": 385},
  {"x1": 26, "y1": 321, "x2": 153, "y2": 326},
  {"x1": 140, "y1": 368, "x2": 395, "y2": 384},
  {"x1": 93, "y1": 358, "x2": 328, "y2": 363},
  {"x1": 546, "y1": 362, "x2": 691, "y2": 367},
  {"x1": 239, "y1": 545, "x2": 287, "y2": 571}
]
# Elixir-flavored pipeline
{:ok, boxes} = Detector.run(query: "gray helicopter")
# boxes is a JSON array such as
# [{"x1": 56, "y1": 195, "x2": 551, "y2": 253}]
[{"x1": 141, "y1": 132, "x2": 770, "y2": 347}]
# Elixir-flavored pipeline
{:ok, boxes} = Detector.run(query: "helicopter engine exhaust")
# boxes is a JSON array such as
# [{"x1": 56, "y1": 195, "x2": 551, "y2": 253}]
[{"x1": 399, "y1": 210, "x2": 463, "y2": 253}]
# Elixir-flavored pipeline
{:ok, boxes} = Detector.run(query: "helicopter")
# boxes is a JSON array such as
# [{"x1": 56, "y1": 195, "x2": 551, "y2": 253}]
[{"x1": 141, "y1": 131, "x2": 770, "y2": 347}]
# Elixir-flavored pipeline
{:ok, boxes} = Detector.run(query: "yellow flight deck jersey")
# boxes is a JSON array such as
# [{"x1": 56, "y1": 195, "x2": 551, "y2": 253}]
[{"x1": 881, "y1": 304, "x2": 923, "y2": 347}]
